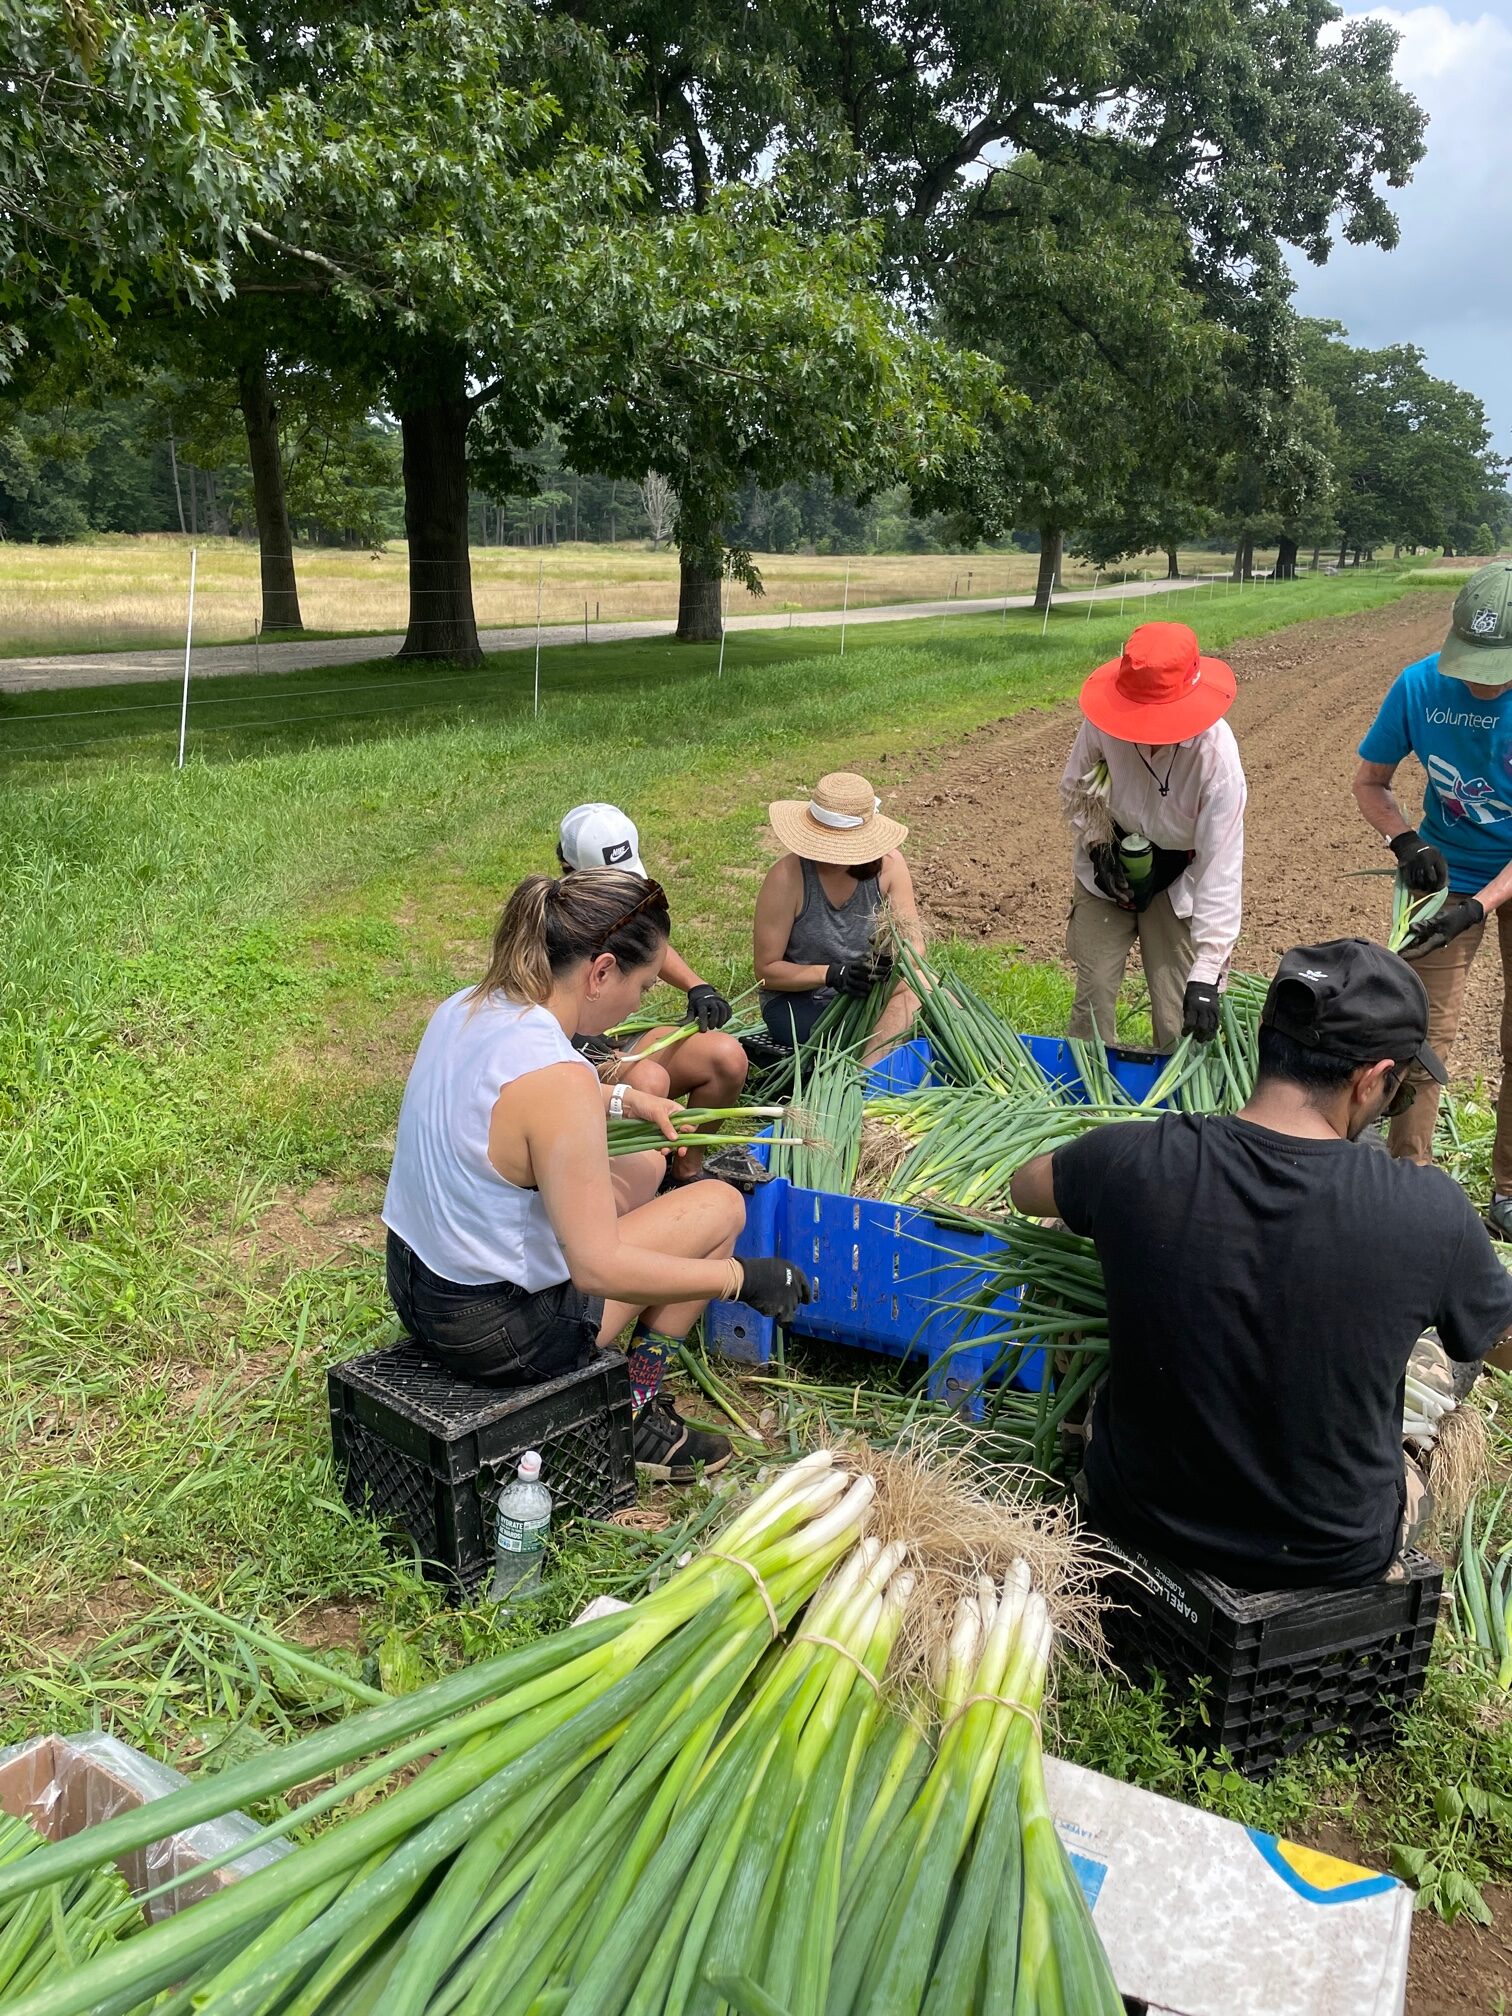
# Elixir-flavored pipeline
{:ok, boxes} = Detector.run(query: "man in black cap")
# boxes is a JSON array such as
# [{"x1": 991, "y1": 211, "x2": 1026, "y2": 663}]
[{"x1": 1010, "y1": 941, "x2": 1512, "y2": 1589}]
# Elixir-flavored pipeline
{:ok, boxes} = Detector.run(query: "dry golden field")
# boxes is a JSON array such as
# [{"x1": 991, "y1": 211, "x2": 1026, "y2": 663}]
[{"x1": 0, "y1": 534, "x2": 1263, "y2": 656}]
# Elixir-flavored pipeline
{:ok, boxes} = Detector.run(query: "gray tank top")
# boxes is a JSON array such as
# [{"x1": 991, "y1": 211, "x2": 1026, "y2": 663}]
[{"x1": 761, "y1": 859, "x2": 884, "y2": 1009}]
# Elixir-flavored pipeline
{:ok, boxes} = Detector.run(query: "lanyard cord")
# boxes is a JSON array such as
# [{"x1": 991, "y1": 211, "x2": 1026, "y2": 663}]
[{"x1": 1136, "y1": 745, "x2": 1178, "y2": 797}]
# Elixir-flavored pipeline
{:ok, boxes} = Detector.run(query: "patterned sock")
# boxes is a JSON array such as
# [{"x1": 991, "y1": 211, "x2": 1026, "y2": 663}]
[{"x1": 627, "y1": 1326, "x2": 679, "y2": 1417}]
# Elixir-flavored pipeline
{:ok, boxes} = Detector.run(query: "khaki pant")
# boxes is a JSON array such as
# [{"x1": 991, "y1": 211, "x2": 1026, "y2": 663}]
[
  {"x1": 1067, "y1": 881, "x2": 1193, "y2": 1053},
  {"x1": 1387, "y1": 895, "x2": 1512, "y2": 1197}
]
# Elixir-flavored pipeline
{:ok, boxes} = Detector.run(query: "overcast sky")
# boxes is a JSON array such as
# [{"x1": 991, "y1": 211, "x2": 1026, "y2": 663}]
[{"x1": 1288, "y1": 3, "x2": 1512, "y2": 463}]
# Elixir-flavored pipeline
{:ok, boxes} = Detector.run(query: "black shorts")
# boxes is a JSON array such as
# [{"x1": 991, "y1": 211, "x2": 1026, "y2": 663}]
[
  {"x1": 761, "y1": 992, "x2": 831, "y2": 1048},
  {"x1": 386, "y1": 1230, "x2": 604, "y2": 1387}
]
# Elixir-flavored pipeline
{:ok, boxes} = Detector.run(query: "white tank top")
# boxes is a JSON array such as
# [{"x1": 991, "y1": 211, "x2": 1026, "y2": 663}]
[{"x1": 382, "y1": 989, "x2": 598, "y2": 1290}]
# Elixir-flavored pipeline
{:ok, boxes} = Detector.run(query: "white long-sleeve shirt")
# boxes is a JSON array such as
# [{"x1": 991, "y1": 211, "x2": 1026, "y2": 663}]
[{"x1": 1061, "y1": 717, "x2": 1247, "y2": 986}]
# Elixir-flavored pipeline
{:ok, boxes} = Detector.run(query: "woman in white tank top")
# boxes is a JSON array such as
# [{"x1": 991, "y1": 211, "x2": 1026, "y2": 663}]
[{"x1": 383, "y1": 870, "x2": 813, "y2": 1483}]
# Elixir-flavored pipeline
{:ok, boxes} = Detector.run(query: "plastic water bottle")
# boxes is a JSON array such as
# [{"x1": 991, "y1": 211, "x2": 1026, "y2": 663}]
[{"x1": 489, "y1": 1451, "x2": 552, "y2": 1603}]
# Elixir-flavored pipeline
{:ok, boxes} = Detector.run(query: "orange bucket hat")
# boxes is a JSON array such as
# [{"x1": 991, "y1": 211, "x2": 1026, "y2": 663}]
[{"x1": 1079, "y1": 621, "x2": 1236, "y2": 743}]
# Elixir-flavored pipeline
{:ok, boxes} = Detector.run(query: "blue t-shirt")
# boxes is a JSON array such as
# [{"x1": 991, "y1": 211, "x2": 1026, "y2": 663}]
[{"x1": 1358, "y1": 652, "x2": 1512, "y2": 892}]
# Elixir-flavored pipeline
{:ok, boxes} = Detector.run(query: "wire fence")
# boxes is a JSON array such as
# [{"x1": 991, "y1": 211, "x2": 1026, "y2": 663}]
[{"x1": 0, "y1": 551, "x2": 1348, "y2": 769}]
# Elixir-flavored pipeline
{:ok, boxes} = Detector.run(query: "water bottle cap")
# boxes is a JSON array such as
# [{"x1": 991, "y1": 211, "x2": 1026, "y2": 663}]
[{"x1": 518, "y1": 1450, "x2": 542, "y2": 1481}]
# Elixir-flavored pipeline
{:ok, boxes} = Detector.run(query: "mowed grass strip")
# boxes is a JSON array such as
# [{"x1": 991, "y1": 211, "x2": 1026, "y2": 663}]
[{"x1": 2, "y1": 573, "x2": 1410, "y2": 1758}]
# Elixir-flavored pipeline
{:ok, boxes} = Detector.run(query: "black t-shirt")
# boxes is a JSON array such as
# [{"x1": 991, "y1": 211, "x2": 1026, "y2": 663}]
[{"x1": 1051, "y1": 1115, "x2": 1512, "y2": 1588}]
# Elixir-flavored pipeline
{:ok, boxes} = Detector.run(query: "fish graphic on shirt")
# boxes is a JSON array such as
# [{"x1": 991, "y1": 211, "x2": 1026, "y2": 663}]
[{"x1": 1426, "y1": 754, "x2": 1512, "y2": 828}]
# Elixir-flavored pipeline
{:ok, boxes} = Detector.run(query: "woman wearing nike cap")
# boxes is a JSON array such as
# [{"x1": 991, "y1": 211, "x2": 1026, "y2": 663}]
[
  {"x1": 1354, "y1": 561, "x2": 1512, "y2": 1234},
  {"x1": 557, "y1": 803, "x2": 752, "y2": 1180},
  {"x1": 1061, "y1": 620, "x2": 1247, "y2": 1053}
]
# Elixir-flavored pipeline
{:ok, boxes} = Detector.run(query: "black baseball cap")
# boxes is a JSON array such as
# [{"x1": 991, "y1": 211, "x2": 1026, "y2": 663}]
[{"x1": 1260, "y1": 940, "x2": 1447, "y2": 1084}]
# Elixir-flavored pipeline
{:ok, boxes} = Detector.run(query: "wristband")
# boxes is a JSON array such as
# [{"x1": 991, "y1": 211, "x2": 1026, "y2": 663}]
[
  {"x1": 726, "y1": 1259, "x2": 744, "y2": 1301},
  {"x1": 608, "y1": 1084, "x2": 628, "y2": 1119}
]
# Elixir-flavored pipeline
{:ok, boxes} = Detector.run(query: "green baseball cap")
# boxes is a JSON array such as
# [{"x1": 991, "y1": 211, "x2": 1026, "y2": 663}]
[{"x1": 1439, "y1": 561, "x2": 1512, "y2": 686}]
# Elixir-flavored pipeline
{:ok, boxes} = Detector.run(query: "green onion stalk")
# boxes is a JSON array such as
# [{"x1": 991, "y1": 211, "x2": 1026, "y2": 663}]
[
  {"x1": 0, "y1": 1455, "x2": 1124, "y2": 2015},
  {"x1": 830, "y1": 1564, "x2": 1121, "y2": 2016},
  {"x1": 932, "y1": 1215, "x2": 1110, "y2": 1476},
  {"x1": 606, "y1": 1105, "x2": 793, "y2": 1159},
  {"x1": 864, "y1": 1087, "x2": 1135, "y2": 1217},
  {"x1": 1389, "y1": 873, "x2": 1449, "y2": 955},
  {"x1": 0, "y1": 1816, "x2": 141, "y2": 1997},
  {"x1": 893, "y1": 943, "x2": 1057, "y2": 1103},
  {"x1": 0, "y1": 1454, "x2": 875, "y2": 2016},
  {"x1": 768, "y1": 1039, "x2": 867, "y2": 1194},
  {"x1": 1453, "y1": 1486, "x2": 1512, "y2": 1690}
]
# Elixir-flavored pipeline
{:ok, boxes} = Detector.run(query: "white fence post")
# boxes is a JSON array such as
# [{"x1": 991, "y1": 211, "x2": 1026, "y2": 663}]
[
  {"x1": 176, "y1": 548, "x2": 198, "y2": 769},
  {"x1": 840, "y1": 560, "x2": 850, "y2": 658},
  {"x1": 532, "y1": 555, "x2": 544, "y2": 716}
]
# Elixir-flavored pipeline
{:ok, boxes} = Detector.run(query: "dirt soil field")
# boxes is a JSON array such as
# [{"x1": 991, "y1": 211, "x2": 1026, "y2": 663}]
[
  {"x1": 905, "y1": 593, "x2": 1508, "y2": 1081},
  {"x1": 1405, "y1": 1883, "x2": 1512, "y2": 2013}
]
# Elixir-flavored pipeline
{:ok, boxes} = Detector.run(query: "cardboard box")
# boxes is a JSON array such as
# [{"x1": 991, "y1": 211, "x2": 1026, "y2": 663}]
[
  {"x1": 1045, "y1": 1755, "x2": 1411, "y2": 2016},
  {"x1": 0, "y1": 1731, "x2": 290, "y2": 1922}
]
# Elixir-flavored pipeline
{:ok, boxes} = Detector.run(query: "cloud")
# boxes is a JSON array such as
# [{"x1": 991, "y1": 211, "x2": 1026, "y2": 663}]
[{"x1": 1287, "y1": 4, "x2": 1512, "y2": 461}]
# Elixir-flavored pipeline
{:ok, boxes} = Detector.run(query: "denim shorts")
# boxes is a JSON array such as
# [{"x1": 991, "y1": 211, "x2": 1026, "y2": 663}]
[{"x1": 386, "y1": 1231, "x2": 604, "y2": 1387}]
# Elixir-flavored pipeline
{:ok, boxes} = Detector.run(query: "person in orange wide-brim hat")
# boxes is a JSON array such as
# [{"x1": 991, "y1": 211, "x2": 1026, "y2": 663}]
[
  {"x1": 753, "y1": 770, "x2": 925, "y2": 1065},
  {"x1": 1060, "y1": 620, "x2": 1247, "y2": 1055}
]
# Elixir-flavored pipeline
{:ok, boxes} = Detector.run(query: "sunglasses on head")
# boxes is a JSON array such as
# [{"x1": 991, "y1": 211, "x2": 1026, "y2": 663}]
[{"x1": 592, "y1": 878, "x2": 668, "y2": 954}]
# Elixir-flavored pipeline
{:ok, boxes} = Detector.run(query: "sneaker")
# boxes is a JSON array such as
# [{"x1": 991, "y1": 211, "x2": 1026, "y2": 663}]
[
  {"x1": 1486, "y1": 1196, "x2": 1512, "y2": 1241},
  {"x1": 631, "y1": 1397, "x2": 733, "y2": 1483},
  {"x1": 701, "y1": 1145, "x2": 772, "y2": 1191},
  {"x1": 660, "y1": 1145, "x2": 772, "y2": 1195}
]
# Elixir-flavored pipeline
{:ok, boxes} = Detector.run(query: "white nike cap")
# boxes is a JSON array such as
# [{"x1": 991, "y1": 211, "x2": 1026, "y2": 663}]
[{"x1": 558, "y1": 803, "x2": 645, "y2": 877}]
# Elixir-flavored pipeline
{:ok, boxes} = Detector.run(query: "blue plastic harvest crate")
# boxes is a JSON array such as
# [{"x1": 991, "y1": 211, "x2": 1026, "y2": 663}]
[{"x1": 705, "y1": 1033, "x2": 1158, "y2": 1401}]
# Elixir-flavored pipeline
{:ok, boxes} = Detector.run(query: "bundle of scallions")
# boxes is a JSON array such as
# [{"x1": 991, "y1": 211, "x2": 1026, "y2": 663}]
[
  {"x1": 1453, "y1": 1485, "x2": 1512, "y2": 1691},
  {"x1": 0, "y1": 1449, "x2": 1119, "y2": 2016},
  {"x1": 0, "y1": 1815, "x2": 141, "y2": 1997}
]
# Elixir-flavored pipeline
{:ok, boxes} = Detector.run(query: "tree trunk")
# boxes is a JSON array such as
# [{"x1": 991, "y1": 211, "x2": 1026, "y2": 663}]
[
  {"x1": 1165, "y1": 547, "x2": 1180, "y2": 580},
  {"x1": 1310, "y1": 544, "x2": 1321, "y2": 572},
  {"x1": 1337, "y1": 537, "x2": 1349, "y2": 569},
  {"x1": 1033, "y1": 528, "x2": 1063, "y2": 611},
  {"x1": 396, "y1": 368, "x2": 481, "y2": 663},
  {"x1": 237, "y1": 357, "x2": 303, "y2": 633},
  {"x1": 168, "y1": 431, "x2": 186, "y2": 533},
  {"x1": 188, "y1": 466, "x2": 199, "y2": 537},
  {"x1": 1231, "y1": 532, "x2": 1254, "y2": 582},
  {"x1": 676, "y1": 550, "x2": 723, "y2": 641},
  {"x1": 1275, "y1": 534, "x2": 1298, "y2": 581}
]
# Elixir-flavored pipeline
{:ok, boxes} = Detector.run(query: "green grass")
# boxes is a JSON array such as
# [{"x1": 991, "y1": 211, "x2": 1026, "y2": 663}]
[{"x1": 9, "y1": 564, "x2": 1505, "y2": 1904}]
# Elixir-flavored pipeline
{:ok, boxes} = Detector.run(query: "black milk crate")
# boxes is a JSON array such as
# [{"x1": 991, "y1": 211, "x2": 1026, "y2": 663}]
[
  {"x1": 328, "y1": 1340, "x2": 636, "y2": 1600},
  {"x1": 1097, "y1": 1532, "x2": 1442, "y2": 1778}
]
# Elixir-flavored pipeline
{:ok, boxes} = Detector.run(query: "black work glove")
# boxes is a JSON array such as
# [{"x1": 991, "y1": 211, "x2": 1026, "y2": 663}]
[
  {"x1": 685, "y1": 983, "x2": 733, "y2": 1032},
  {"x1": 1089, "y1": 844, "x2": 1134, "y2": 910},
  {"x1": 1389, "y1": 830, "x2": 1450, "y2": 895},
  {"x1": 737, "y1": 1257, "x2": 815, "y2": 1323},
  {"x1": 1401, "y1": 895, "x2": 1483, "y2": 961},
  {"x1": 825, "y1": 954, "x2": 894, "y2": 998},
  {"x1": 1181, "y1": 980, "x2": 1221, "y2": 1043}
]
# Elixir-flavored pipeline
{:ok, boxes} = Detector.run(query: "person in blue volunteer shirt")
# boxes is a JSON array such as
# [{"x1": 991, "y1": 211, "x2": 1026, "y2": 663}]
[{"x1": 1354, "y1": 561, "x2": 1512, "y2": 1231}]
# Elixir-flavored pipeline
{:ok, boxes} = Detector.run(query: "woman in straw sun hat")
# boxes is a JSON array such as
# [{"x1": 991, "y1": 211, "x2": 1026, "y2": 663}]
[
  {"x1": 754, "y1": 770, "x2": 924, "y2": 1063},
  {"x1": 1061, "y1": 619, "x2": 1247, "y2": 1054}
]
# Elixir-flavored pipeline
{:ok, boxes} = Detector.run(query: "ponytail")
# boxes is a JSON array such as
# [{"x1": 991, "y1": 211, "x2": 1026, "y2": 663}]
[{"x1": 475, "y1": 870, "x2": 671, "y2": 1006}]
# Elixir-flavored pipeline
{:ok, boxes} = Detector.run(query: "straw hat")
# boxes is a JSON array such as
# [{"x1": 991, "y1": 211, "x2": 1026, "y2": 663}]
[
  {"x1": 1079, "y1": 621, "x2": 1235, "y2": 743},
  {"x1": 768, "y1": 771, "x2": 909, "y2": 865}
]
